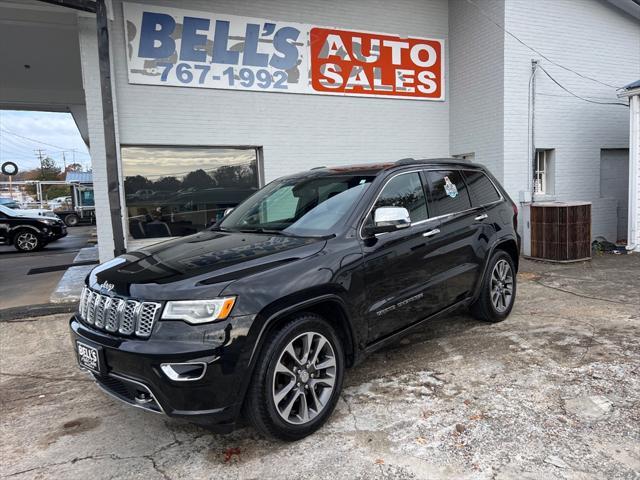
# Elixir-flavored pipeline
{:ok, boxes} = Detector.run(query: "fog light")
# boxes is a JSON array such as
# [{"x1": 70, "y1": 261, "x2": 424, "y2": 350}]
[{"x1": 160, "y1": 362, "x2": 207, "y2": 381}]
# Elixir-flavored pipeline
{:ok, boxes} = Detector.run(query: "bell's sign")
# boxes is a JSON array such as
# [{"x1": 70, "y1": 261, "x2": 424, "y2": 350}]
[{"x1": 123, "y1": 3, "x2": 444, "y2": 101}]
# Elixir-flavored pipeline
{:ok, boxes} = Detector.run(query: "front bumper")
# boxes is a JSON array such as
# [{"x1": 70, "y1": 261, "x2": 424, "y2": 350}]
[
  {"x1": 45, "y1": 224, "x2": 67, "y2": 241},
  {"x1": 70, "y1": 314, "x2": 255, "y2": 432}
]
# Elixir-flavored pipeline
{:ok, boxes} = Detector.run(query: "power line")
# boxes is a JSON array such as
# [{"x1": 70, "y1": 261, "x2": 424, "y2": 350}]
[
  {"x1": 537, "y1": 65, "x2": 628, "y2": 107},
  {"x1": 0, "y1": 127, "x2": 90, "y2": 156},
  {"x1": 464, "y1": 0, "x2": 623, "y2": 90}
]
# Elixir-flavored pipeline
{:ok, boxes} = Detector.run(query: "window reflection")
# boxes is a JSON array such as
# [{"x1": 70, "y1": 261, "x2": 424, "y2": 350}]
[
  {"x1": 375, "y1": 173, "x2": 428, "y2": 222},
  {"x1": 122, "y1": 146, "x2": 260, "y2": 239}
]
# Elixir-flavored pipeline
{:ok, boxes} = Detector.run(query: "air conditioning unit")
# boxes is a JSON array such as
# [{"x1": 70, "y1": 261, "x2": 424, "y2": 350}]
[{"x1": 522, "y1": 202, "x2": 591, "y2": 262}]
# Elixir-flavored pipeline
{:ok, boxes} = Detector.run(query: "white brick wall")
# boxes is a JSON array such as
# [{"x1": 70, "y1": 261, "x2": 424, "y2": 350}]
[
  {"x1": 449, "y1": 0, "x2": 504, "y2": 180},
  {"x1": 501, "y1": 0, "x2": 639, "y2": 240},
  {"x1": 78, "y1": 0, "x2": 640, "y2": 259},
  {"x1": 108, "y1": 0, "x2": 450, "y2": 183}
]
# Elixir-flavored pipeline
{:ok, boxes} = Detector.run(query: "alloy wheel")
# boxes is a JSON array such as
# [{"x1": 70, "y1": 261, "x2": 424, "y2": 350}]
[
  {"x1": 272, "y1": 331, "x2": 336, "y2": 425},
  {"x1": 17, "y1": 232, "x2": 38, "y2": 251},
  {"x1": 490, "y1": 259, "x2": 513, "y2": 313}
]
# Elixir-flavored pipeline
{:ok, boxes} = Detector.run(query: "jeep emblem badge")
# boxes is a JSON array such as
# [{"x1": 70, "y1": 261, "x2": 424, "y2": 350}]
[{"x1": 100, "y1": 281, "x2": 115, "y2": 292}]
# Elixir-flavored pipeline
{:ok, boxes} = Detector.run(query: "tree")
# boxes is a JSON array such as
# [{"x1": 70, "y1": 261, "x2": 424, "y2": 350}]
[
  {"x1": 39, "y1": 157, "x2": 61, "y2": 180},
  {"x1": 65, "y1": 163, "x2": 84, "y2": 173},
  {"x1": 212, "y1": 163, "x2": 257, "y2": 188},
  {"x1": 182, "y1": 169, "x2": 213, "y2": 189},
  {"x1": 124, "y1": 175, "x2": 152, "y2": 195},
  {"x1": 153, "y1": 176, "x2": 181, "y2": 191}
]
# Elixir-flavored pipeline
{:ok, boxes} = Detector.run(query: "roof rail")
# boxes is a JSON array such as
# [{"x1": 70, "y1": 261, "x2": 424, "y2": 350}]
[
  {"x1": 394, "y1": 158, "x2": 416, "y2": 165},
  {"x1": 394, "y1": 157, "x2": 477, "y2": 168},
  {"x1": 310, "y1": 166, "x2": 326, "y2": 170}
]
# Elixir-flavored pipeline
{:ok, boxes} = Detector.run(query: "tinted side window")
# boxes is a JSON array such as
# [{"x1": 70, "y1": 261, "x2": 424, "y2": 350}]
[
  {"x1": 463, "y1": 170, "x2": 501, "y2": 206},
  {"x1": 374, "y1": 172, "x2": 428, "y2": 223},
  {"x1": 425, "y1": 170, "x2": 471, "y2": 216}
]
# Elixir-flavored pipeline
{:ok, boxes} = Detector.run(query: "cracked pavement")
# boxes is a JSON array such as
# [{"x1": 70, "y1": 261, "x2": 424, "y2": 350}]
[{"x1": 1, "y1": 255, "x2": 639, "y2": 479}]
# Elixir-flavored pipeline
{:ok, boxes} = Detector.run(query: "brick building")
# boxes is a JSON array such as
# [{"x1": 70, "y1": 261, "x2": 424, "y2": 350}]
[{"x1": 1, "y1": 0, "x2": 638, "y2": 261}]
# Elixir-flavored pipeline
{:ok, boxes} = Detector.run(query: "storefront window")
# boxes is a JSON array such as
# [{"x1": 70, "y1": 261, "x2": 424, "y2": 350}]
[{"x1": 121, "y1": 146, "x2": 260, "y2": 239}]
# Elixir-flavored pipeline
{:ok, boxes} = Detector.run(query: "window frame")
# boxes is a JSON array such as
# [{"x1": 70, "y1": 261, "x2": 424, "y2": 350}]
[
  {"x1": 358, "y1": 169, "x2": 433, "y2": 239},
  {"x1": 120, "y1": 144, "x2": 264, "y2": 239},
  {"x1": 534, "y1": 149, "x2": 555, "y2": 196},
  {"x1": 358, "y1": 167, "x2": 506, "y2": 240},
  {"x1": 422, "y1": 168, "x2": 474, "y2": 218},
  {"x1": 461, "y1": 169, "x2": 504, "y2": 208}
]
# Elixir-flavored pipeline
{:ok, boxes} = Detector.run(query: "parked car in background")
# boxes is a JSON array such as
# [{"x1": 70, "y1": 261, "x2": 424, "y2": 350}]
[
  {"x1": 0, "y1": 197, "x2": 58, "y2": 218},
  {"x1": 0, "y1": 204, "x2": 67, "y2": 252},
  {"x1": 48, "y1": 196, "x2": 73, "y2": 210},
  {"x1": 70, "y1": 158, "x2": 520, "y2": 440}
]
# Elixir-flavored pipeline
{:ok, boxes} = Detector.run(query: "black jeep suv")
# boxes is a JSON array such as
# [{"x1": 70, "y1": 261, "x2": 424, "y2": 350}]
[{"x1": 70, "y1": 158, "x2": 519, "y2": 440}]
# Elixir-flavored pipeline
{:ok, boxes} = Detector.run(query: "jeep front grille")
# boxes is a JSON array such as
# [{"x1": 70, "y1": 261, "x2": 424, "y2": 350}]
[{"x1": 78, "y1": 287, "x2": 161, "y2": 338}]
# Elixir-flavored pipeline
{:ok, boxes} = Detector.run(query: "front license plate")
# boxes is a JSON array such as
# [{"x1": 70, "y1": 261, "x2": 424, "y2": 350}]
[{"x1": 76, "y1": 341, "x2": 101, "y2": 373}]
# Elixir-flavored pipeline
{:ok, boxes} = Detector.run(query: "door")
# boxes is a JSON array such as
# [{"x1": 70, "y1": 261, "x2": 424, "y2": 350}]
[
  {"x1": 600, "y1": 149, "x2": 629, "y2": 242},
  {"x1": 423, "y1": 169, "x2": 489, "y2": 306},
  {"x1": 361, "y1": 171, "x2": 445, "y2": 341}
]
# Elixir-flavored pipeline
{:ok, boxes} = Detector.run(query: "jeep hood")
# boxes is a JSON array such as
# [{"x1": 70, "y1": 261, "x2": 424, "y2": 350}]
[{"x1": 90, "y1": 230, "x2": 326, "y2": 299}]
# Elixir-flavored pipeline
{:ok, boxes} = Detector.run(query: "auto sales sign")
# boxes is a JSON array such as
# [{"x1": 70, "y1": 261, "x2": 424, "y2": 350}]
[{"x1": 123, "y1": 3, "x2": 444, "y2": 100}]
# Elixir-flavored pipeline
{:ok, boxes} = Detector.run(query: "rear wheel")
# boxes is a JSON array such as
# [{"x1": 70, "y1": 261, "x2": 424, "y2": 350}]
[
  {"x1": 470, "y1": 250, "x2": 516, "y2": 322},
  {"x1": 64, "y1": 214, "x2": 79, "y2": 227},
  {"x1": 14, "y1": 230, "x2": 43, "y2": 252},
  {"x1": 244, "y1": 313, "x2": 344, "y2": 441}
]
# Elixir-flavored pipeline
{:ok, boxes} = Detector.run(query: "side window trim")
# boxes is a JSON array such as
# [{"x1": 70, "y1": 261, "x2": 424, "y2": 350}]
[
  {"x1": 461, "y1": 169, "x2": 504, "y2": 208},
  {"x1": 358, "y1": 169, "x2": 431, "y2": 239},
  {"x1": 423, "y1": 168, "x2": 482, "y2": 220},
  {"x1": 359, "y1": 167, "x2": 505, "y2": 238}
]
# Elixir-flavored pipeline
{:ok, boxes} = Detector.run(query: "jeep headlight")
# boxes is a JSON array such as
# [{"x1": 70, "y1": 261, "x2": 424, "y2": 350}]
[{"x1": 161, "y1": 297, "x2": 236, "y2": 324}]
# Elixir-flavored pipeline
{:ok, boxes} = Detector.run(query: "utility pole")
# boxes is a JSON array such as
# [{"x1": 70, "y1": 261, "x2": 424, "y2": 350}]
[
  {"x1": 35, "y1": 149, "x2": 46, "y2": 176},
  {"x1": 62, "y1": 151, "x2": 67, "y2": 172}
]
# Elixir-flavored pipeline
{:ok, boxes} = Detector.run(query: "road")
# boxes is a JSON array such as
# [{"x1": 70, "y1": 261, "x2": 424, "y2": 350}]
[
  {"x1": 0, "y1": 226, "x2": 95, "y2": 310},
  {"x1": 1, "y1": 256, "x2": 638, "y2": 479}
]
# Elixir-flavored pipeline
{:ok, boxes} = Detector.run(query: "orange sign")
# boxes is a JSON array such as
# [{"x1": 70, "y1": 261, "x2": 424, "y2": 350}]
[{"x1": 310, "y1": 27, "x2": 444, "y2": 100}]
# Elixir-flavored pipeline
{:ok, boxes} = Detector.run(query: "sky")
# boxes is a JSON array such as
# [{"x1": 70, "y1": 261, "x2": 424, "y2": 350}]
[
  {"x1": 122, "y1": 146, "x2": 256, "y2": 178},
  {"x1": 0, "y1": 110, "x2": 92, "y2": 173}
]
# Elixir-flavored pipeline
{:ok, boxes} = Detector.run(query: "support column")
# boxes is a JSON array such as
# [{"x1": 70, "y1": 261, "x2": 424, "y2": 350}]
[{"x1": 77, "y1": 3, "x2": 125, "y2": 262}]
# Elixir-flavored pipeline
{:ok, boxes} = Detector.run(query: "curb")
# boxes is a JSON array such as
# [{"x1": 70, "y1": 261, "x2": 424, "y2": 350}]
[{"x1": 0, "y1": 303, "x2": 77, "y2": 322}]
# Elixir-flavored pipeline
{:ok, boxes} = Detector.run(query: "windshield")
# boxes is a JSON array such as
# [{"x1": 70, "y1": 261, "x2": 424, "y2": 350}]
[
  {"x1": 0, "y1": 199, "x2": 19, "y2": 209},
  {"x1": 219, "y1": 174, "x2": 375, "y2": 236}
]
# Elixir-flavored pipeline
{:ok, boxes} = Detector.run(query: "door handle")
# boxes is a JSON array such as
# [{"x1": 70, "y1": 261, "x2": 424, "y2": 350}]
[
  {"x1": 474, "y1": 213, "x2": 488, "y2": 221},
  {"x1": 423, "y1": 228, "x2": 440, "y2": 237}
]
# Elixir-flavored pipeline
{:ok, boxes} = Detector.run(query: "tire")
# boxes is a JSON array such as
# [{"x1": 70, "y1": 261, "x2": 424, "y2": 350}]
[
  {"x1": 244, "y1": 313, "x2": 345, "y2": 441},
  {"x1": 470, "y1": 250, "x2": 517, "y2": 322},
  {"x1": 14, "y1": 229, "x2": 43, "y2": 252},
  {"x1": 64, "y1": 214, "x2": 79, "y2": 227}
]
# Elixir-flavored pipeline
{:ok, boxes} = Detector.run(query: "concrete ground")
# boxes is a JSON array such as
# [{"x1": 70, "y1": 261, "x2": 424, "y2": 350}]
[
  {"x1": 0, "y1": 226, "x2": 94, "y2": 310},
  {"x1": 1, "y1": 255, "x2": 639, "y2": 479}
]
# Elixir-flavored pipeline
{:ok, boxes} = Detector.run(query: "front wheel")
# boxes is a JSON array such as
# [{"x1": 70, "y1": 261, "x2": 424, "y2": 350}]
[
  {"x1": 470, "y1": 250, "x2": 517, "y2": 322},
  {"x1": 14, "y1": 230, "x2": 43, "y2": 252},
  {"x1": 244, "y1": 313, "x2": 345, "y2": 441}
]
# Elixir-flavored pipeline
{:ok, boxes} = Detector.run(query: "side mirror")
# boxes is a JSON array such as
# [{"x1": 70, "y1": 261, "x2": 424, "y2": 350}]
[
  {"x1": 223, "y1": 207, "x2": 234, "y2": 217},
  {"x1": 370, "y1": 207, "x2": 411, "y2": 234}
]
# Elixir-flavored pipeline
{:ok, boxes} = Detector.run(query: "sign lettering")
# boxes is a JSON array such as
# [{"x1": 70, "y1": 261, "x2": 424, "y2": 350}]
[{"x1": 123, "y1": 3, "x2": 444, "y2": 101}]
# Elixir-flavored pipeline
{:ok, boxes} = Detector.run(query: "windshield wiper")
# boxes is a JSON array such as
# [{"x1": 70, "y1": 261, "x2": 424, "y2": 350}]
[{"x1": 235, "y1": 228, "x2": 290, "y2": 236}]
